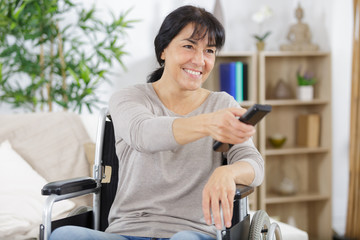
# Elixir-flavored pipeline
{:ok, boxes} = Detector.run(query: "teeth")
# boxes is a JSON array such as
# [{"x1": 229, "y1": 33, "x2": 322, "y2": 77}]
[{"x1": 184, "y1": 69, "x2": 201, "y2": 75}]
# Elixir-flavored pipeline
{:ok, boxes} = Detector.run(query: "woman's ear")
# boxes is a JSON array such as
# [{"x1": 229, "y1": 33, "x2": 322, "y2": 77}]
[{"x1": 160, "y1": 51, "x2": 165, "y2": 60}]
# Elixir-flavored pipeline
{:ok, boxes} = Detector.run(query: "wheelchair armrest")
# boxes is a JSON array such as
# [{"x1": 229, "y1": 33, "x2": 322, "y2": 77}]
[
  {"x1": 234, "y1": 184, "x2": 254, "y2": 200},
  {"x1": 42, "y1": 177, "x2": 97, "y2": 196}
]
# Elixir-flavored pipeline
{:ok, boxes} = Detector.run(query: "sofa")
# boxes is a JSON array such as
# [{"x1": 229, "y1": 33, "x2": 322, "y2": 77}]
[
  {"x1": 0, "y1": 112, "x2": 98, "y2": 240},
  {"x1": 0, "y1": 111, "x2": 308, "y2": 240}
]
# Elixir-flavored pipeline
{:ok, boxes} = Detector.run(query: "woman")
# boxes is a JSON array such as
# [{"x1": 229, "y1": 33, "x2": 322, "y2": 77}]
[{"x1": 50, "y1": 5, "x2": 264, "y2": 240}]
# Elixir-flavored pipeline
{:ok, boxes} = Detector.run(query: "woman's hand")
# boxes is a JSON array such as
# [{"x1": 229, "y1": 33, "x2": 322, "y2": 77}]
[
  {"x1": 202, "y1": 161, "x2": 255, "y2": 230},
  {"x1": 202, "y1": 165, "x2": 236, "y2": 229},
  {"x1": 206, "y1": 108, "x2": 256, "y2": 145}
]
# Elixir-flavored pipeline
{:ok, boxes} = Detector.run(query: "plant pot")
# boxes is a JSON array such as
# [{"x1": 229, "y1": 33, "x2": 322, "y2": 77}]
[
  {"x1": 297, "y1": 85, "x2": 314, "y2": 101},
  {"x1": 256, "y1": 41, "x2": 265, "y2": 51}
]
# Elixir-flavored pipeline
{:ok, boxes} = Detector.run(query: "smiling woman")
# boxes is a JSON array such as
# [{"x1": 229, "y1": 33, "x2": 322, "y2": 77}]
[{"x1": 49, "y1": 5, "x2": 264, "y2": 240}]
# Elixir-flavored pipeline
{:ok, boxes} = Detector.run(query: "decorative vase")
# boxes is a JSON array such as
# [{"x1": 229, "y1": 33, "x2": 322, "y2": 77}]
[
  {"x1": 297, "y1": 85, "x2": 314, "y2": 101},
  {"x1": 213, "y1": 0, "x2": 226, "y2": 50},
  {"x1": 213, "y1": 0, "x2": 224, "y2": 26},
  {"x1": 271, "y1": 158, "x2": 300, "y2": 196},
  {"x1": 256, "y1": 41, "x2": 265, "y2": 51},
  {"x1": 273, "y1": 79, "x2": 293, "y2": 99}
]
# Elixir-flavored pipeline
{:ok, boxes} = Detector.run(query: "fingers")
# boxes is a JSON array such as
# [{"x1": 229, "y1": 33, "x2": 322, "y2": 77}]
[
  {"x1": 202, "y1": 166, "x2": 236, "y2": 230},
  {"x1": 216, "y1": 126, "x2": 255, "y2": 145},
  {"x1": 223, "y1": 187, "x2": 236, "y2": 228},
  {"x1": 203, "y1": 190, "x2": 234, "y2": 229},
  {"x1": 227, "y1": 109, "x2": 256, "y2": 134},
  {"x1": 228, "y1": 107, "x2": 247, "y2": 117},
  {"x1": 211, "y1": 195, "x2": 222, "y2": 229},
  {"x1": 226, "y1": 125, "x2": 255, "y2": 140},
  {"x1": 208, "y1": 108, "x2": 256, "y2": 145},
  {"x1": 202, "y1": 192, "x2": 212, "y2": 226}
]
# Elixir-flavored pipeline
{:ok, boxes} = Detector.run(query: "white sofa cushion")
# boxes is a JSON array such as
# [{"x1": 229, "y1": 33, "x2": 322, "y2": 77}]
[
  {"x1": 0, "y1": 112, "x2": 92, "y2": 182},
  {"x1": 0, "y1": 140, "x2": 75, "y2": 240}
]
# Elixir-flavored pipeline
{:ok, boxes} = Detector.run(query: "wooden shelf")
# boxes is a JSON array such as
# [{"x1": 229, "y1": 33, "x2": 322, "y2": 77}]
[
  {"x1": 264, "y1": 99, "x2": 329, "y2": 106},
  {"x1": 260, "y1": 51, "x2": 330, "y2": 57},
  {"x1": 266, "y1": 193, "x2": 330, "y2": 204},
  {"x1": 265, "y1": 147, "x2": 330, "y2": 156},
  {"x1": 218, "y1": 51, "x2": 255, "y2": 57}
]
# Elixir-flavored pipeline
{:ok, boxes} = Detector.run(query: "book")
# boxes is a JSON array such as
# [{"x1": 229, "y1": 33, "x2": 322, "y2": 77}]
[
  {"x1": 219, "y1": 62, "x2": 236, "y2": 99},
  {"x1": 296, "y1": 114, "x2": 321, "y2": 147},
  {"x1": 219, "y1": 61, "x2": 248, "y2": 102},
  {"x1": 243, "y1": 63, "x2": 248, "y2": 100},
  {"x1": 235, "y1": 62, "x2": 243, "y2": 102}
]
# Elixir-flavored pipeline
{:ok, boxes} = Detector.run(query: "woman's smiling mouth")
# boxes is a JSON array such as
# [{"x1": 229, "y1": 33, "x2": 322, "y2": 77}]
[{"x1": 183, "y1": 68, "x2": 202, "y2": 76}]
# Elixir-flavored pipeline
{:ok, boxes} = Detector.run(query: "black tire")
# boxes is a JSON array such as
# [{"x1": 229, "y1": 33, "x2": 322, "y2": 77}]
[{"x1": 249, "y1": 210, "x2": 271, "y2": 240}]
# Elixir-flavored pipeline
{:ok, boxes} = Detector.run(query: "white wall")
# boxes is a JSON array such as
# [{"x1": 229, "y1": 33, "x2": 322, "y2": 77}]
[
  {"x1": 0, "y1": 0, "x2": 352, "y2": 236},
  {"x1": 330, "y1": 0, "x2": 352, "y2": 235}
]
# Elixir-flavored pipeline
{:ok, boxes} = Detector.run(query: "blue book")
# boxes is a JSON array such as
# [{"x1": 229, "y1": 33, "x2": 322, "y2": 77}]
[{"x1": 219, "y1": 62, "x2": 236, "y2": 99}]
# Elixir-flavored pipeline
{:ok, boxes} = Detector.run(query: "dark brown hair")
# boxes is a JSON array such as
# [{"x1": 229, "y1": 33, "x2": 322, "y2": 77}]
[{"x1": 147, "y1": 5, "x2": 225, "y2": 83}]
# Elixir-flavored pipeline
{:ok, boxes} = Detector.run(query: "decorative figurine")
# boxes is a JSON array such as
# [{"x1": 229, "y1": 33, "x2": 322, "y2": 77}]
[{"x1": 280, "y1": 3, "x2": 318, "y2": 51}]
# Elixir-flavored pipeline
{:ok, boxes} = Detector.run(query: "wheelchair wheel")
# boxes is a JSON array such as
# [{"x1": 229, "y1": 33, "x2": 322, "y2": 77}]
[
  {"x1": 266, "y1": 222, "x2": 282, "y2": 240},
  {"x1": 249, "y1": 210, "x2": 271, "y2": 240}
]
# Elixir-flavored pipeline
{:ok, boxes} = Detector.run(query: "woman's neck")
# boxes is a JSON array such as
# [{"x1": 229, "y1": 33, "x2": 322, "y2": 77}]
[{"x1": 152, "y1": 81, "x2": 210, "y2": 115}]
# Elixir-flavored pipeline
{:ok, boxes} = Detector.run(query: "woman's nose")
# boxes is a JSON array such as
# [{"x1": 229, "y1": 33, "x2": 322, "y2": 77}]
[{"x1": 192, "y1": 50, "x2": 205, "y2": 66}]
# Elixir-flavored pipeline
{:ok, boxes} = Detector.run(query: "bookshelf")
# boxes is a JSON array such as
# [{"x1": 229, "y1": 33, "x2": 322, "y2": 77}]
[
  {"x1": 258, "y1": 51, "x2": 332, "y2": 240},
  {"x1": 206, "y1": 51, "x2": 332, "y2": 239}
]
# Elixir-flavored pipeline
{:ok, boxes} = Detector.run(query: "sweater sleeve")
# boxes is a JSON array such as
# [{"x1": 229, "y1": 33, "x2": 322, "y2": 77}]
[
  {"x1": 222, "y1": 97, "x2": 264, "y2": 187},
  {"x1": 109, "y1": 88, "x2": 180, "y2": 153},
  {"x1": 226, "y1": 138, "x2": 264, "y2": 187}
]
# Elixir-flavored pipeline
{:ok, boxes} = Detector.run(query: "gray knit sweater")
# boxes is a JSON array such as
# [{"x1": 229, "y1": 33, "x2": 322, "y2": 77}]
[{"x1": 106, "y1": 83, "x2": 264, "y2": 238}]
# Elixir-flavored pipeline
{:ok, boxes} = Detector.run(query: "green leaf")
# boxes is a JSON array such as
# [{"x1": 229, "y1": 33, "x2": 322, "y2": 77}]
[
  {"x1": 253, "y1": 31, "x2": 271, "y2": 42},
  {"x1": 79, "y1": 62, "x2": 91, "y2": 84},
  {"x1": 13, "y1": 3, "x2": 26, "y2": 20},
  {"x1": 10, "y1": 21, "x2": 16, "y2": 30},
  {"x1": 68, "y1": 68, "x2": 80, "y2": 85},
  {"x1": 297, "y1": 76, "x2": 316, "y2": 86}
]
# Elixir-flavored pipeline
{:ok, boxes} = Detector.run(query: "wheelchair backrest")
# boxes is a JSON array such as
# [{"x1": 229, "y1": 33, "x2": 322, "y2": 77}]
[{"x1": 99, "y1": 118, "x2": 119, "y2": 231}]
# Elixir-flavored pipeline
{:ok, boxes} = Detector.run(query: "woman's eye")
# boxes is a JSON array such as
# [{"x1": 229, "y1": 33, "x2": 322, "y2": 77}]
[
  {"x1": 206, "y1": 49, "x2": 215, "y2": 54},
  {"x1": 184, "y1": 45, "x2": 193, "y2": 49}
]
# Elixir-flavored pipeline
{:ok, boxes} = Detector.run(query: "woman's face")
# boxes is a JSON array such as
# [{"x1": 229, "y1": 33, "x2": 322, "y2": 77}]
[{"x1": 160, "y1": 23, "x2": 217, "y2": 91}]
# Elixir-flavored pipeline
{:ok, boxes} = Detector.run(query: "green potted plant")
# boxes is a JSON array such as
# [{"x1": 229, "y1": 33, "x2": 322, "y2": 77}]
[
  {"x1": 253, "y1": 31, "x2": 271, "y2": 51},
  {"x1": 296, "y1": 68, "x2": 316, "y2": 101},
  {"x1": 0, "y1": 0, "x2": 137, "y2": 113}
]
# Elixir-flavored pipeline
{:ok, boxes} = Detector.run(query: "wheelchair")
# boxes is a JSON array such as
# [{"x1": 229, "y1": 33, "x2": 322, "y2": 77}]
[{"x1": 39, "y1": 108, "x2": 282, "y2": 240}]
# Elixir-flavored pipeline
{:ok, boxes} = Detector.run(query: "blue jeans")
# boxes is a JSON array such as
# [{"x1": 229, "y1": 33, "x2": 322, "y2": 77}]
[{"x1": 49, "y1": 226, "x2": 216, "y2": 240}]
